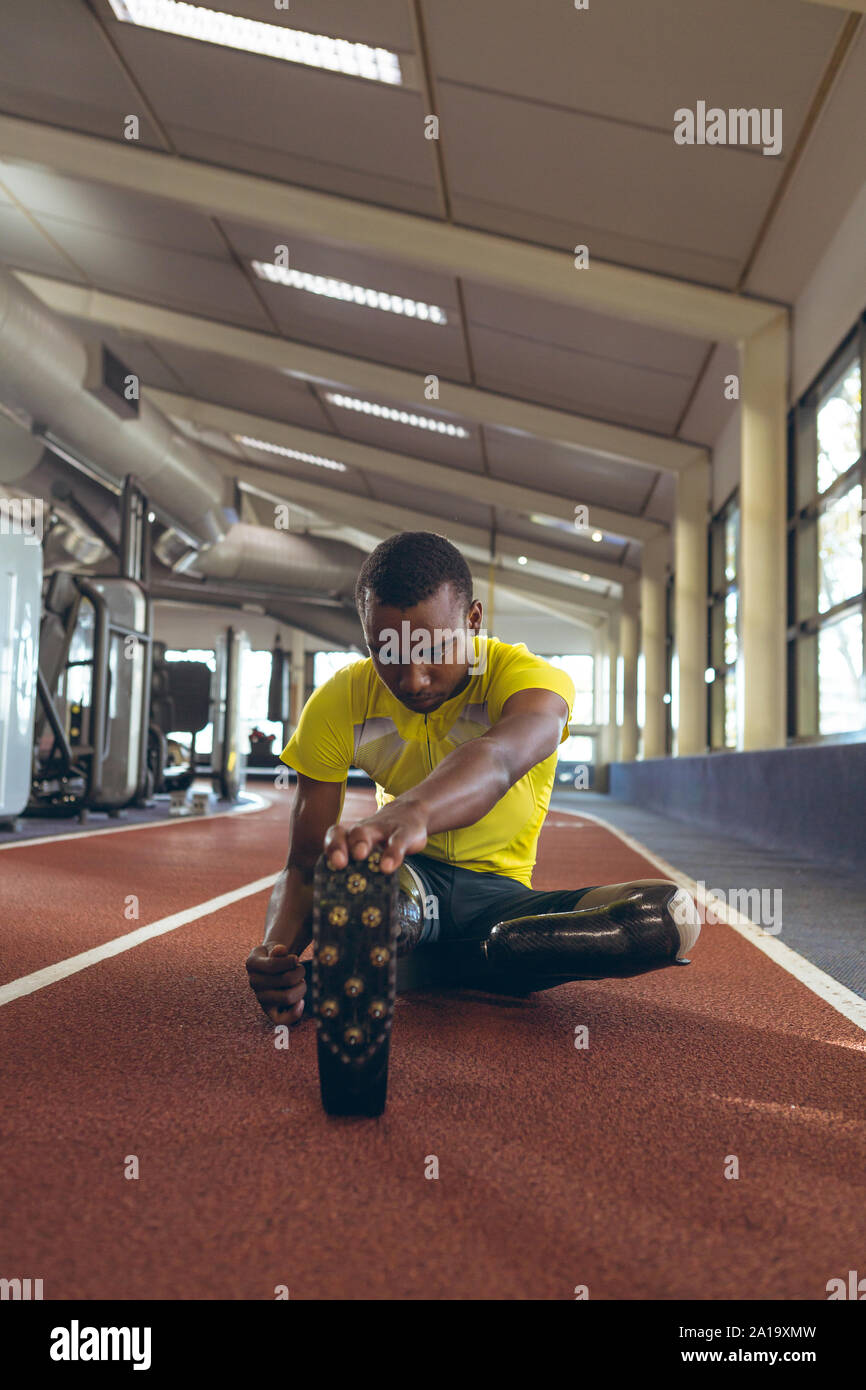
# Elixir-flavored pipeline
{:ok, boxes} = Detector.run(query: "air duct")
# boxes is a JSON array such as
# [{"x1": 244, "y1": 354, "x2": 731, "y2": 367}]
[
  {"x1": 0, "y1": 264, "x2": 230, "y2": 548},
  {"x1": 191, "y1": 523, "x2": 361, "y2": 597},
  {"x1": 0, "y1": 265, "x2": 371, "y2": 636}
]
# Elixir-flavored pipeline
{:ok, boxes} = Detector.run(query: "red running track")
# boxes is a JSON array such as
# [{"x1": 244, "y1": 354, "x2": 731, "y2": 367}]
[{"x1": 1, "y1": 789, "x2": 864, "y2": 1300}]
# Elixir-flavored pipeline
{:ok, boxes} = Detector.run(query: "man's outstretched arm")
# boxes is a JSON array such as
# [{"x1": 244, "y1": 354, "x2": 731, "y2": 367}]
[
  {"x1": 246, "y1": 773, "x2": 343, "y2": 1024},
  {"x1": 324, "y1": 687, "x2": 569, "y2": 872}
]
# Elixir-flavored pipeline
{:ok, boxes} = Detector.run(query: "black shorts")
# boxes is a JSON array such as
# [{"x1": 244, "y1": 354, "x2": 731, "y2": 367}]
[{"x1": 403, "y1": 853, "x2": 598, "y2": 944}]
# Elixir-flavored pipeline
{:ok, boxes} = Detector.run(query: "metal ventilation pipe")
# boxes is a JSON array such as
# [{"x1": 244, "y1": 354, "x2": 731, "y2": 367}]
[
  {"x1": 191, "y1": 523, "x2": 362, "y2": 597},
  {"x1": 0, "y1": 266, "x2": 370, "y2": 619},
  {"x1": 0, "y1": 264, "x2": 230, "y2": 548}
]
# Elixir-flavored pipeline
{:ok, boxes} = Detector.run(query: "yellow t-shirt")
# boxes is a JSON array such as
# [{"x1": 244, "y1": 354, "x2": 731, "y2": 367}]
[{"x1": 279, "y1": 637, "x2": 575, "y2": 886}]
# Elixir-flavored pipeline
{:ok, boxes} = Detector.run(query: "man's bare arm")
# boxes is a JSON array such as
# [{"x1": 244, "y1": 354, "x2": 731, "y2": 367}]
[
  {"x1": 325, "y1": 688, "x2": 569, "y2": 870},
  {"x1": 246, "y1": 773, "x2": 344, "y2": 1024},
  {"x1": 263, "y1": 773, "x2": 344, "y2": 951}
]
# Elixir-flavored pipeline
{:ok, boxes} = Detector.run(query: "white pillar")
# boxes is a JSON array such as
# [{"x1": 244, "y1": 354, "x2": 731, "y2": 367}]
[
  {"x1": 289, "y1": 627, "x2": 306, "y2": 732},
  {"x1": 674, "y1": 459, "x2": 710, "y2": 756},
  {"x1": 740, "y1": 315, "x2": 788, "y2": 750},
  {"x1": 607, "y1": 616, "x2": 619, "y2": 762},
  {"x1": 620, "y1": 583, "x2": 639, "y2": 763},
  {"x1": 641, "y1": 534, "x2": 668, "y2": 759}
]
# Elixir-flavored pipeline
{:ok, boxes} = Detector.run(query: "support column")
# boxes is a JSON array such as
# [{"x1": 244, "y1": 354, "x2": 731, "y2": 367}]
[
  {"x1": 740, "y1": 314, "x2": 788, "y2": 750},
  {"x1": 674, "y1": 458, "x2": 710, "y2": 756},
  {"x1": 641, "y1": 534, "x2": 668, "y2": 758},
  {"x1": 620, "y1": 583, "x2": 639, "y2": 763},
  {"x1": 289, "y1": 627, "x2": 306, "y2": 732},
  {"x1": 607, "y1": 616, "x2": 619, "y2": 763}
]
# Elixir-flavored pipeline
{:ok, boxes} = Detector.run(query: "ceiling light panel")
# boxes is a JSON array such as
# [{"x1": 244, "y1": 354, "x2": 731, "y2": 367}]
[
  {"x1": 252, "y1": 261, "x2": 447, "y2": 324},
  {"x1": 325, "y1": 394, "x2": 470, "y2": 438},
  {"x1": 108, "y1": 1, "x2": 404, "y2": 84},
  {"x1": 235, "y1": 434, "x2": 347, "y2": 471}
]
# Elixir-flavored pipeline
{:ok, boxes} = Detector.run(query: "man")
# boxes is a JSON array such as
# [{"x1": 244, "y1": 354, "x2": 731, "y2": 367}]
[{"x1": 246, "y1": 532, "x2": 700, "y2": 1114}]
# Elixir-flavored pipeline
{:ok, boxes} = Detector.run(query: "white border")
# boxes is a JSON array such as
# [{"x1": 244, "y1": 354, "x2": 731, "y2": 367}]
[{"x1": 554, "y1": 805, "x2": 866, "y2": 1036}]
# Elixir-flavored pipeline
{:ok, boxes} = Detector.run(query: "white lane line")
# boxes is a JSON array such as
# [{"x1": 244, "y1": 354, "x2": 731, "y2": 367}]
[
  {"x1": 552, "y1": 806, "x2": 866, "y2": 1036},
  {"x1": 0, "y1": 791, "x2": 271, "y2": 852},
  {"x1": 0, "y1": 873, "x2": 279, "y2": 1007}
]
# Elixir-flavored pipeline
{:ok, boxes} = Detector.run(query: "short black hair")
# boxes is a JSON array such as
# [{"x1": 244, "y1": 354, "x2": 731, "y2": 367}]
[{"x1": 355, "y1": 531, "x2": 473, "y2": 614}]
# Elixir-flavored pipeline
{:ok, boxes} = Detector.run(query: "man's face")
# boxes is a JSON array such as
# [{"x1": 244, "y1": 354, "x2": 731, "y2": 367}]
[{"x1": 362, "y1": 583, "x2": 483, "y2": 713}]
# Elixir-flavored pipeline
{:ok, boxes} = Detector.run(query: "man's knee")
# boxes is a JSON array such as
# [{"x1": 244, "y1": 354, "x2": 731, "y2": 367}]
[{"x1": 578, "y1": 877, "x2": 676, "y2": 910}]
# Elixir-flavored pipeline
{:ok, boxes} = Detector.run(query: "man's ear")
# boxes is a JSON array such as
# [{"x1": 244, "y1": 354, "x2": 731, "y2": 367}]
[{"x1": 468, "y1": 599, "x2": 483, "y2": 631}]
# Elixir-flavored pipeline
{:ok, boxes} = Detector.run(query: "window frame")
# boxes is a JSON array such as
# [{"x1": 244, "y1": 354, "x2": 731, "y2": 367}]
[
  {"x1": 787, "y1": 313, "x2": 866, "y2": 744},
  {"x1": 707, "y1": 487, "x2": 740, "y2": 751}
]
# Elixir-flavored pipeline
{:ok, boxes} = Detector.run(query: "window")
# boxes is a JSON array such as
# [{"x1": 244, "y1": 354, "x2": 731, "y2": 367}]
[
  {"x1": 707, "y1": 494, "x2": 740, "y2": 749},
  {"x1": 547, "y1": 653, "x2": 594, "y2": 727},
  {"x1": 242, "y1": 650, "x2": 285, "y2": 751},
  {"x1": 665, "y1": 574, "x2": 674, "y2": 755},
  {"x1": 788, "y1": 321, "x2": 865, "y2": 740},
  {"x1": 314, "y1": 650, "x2": 358, "y2": 687}
]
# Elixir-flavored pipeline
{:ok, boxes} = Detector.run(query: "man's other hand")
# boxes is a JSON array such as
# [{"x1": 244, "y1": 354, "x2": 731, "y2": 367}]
[{"x1": 245, "y1": 943, "x2": 307, "y2": 1025}]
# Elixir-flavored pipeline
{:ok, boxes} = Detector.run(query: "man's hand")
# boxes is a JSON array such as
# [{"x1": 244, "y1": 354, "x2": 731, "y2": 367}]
[
  {"x1": 245, "y1": 943, "x2": 307, "y2": 1025},
  {"x1": 323, "y1": 800, "x2": 429, "y2": 873}
]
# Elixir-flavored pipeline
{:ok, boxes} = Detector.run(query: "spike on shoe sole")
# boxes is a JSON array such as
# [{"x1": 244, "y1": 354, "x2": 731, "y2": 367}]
[{"x1": 312, "y1": 850, "x2": 399, "y2": 1116}]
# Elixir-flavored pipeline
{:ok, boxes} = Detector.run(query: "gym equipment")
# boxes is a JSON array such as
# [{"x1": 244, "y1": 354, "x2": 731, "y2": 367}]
[
  {"x1": 0, "y1": 531, "x2": 42, "y2": 829},
  {"x1": 30, "y1": 478, "x2": 154, "y2": 818},
  {"x1": 31, "y1": 572, "x2": 151, "y2": 815},
  {"x1": 148, "y1": 642, "x2": 211, "y2": 794}
]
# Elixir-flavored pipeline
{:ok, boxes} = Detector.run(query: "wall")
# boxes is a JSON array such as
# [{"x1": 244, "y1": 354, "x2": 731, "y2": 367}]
[
  {"x1": 791, "y1": 173, "x2": 866, "y2": 402},
  {"x1": 609, "y1": 743, "x2": 866, "y2": 871}
]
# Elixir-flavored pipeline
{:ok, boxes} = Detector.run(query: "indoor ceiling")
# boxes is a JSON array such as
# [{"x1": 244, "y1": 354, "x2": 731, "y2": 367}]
[{"x1": 0, "y1": 0, "x2": 864, "y2": 645}]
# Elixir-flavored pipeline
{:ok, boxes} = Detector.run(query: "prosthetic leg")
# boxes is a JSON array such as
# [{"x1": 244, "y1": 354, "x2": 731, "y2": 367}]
[
  {"x1": 311, "y1": 860, "x2": 700, "y2": 1116},
  {"x1": 478, "y1": 880, "x2": 701, "y2": 990}
]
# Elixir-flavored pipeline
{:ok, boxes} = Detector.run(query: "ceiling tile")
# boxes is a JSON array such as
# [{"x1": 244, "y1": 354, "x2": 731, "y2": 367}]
[
  {"x1": 678, "y1": 343, "x2": 740, "y2": 446},
  {"x1": 463, "y1": 280, "x2": 707, "y2": 375},
  {"x1": 317, "y1": 389, "x2": 487, "y2": 473},
  {"x1": 472, "y1": 323, "x2": 696, "y2": 433},
  {"x1": 221, "y1": 221, "x2": 470, "y2": 380},
  {"x1": 423, "y1": 0, "x2": 842, "y2": 134},
  {"x1": 0, "y1": 166, "x2": 227, "y2": 254},
  {"x1": 152, "y1": 341, "x2": 335, "y2": 430},
  {"x1": 27, "y1": 216, "x2": 271, "y2": 328},
  {"x1": 745, "y1": 25, "x2": 866, "y2": 303},
  {"x1": 493, "y1": 508, "x2": 631, "y2": 565},
  {"x1": 0, "y1": 206, "x2": 87, "y2": 281},
  {"x1": 0, "y1": 0, "x2": 168, "y2": 147},
  {"x1": 364, "y1": 473, "x2": 492, "y2": 530},
  {"x1": 108, "y1": 23, "x2": 438, "y2": 212},
  {"x1": 484, "y1": 428, "x2": 658, "y2": 514},
  {"x1": 440, "y1": 83, "x2": 784, "y2": 286}
]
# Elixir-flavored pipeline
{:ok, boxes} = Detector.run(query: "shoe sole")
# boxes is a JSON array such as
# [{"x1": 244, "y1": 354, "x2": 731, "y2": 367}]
[{"x1": 312, "y1": 850, "x2": 399, "y2": 1116}]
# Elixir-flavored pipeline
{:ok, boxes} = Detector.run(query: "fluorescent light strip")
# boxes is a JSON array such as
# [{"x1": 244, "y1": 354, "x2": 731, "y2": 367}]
[
  {"x1": 326, "y1": 393, "x2": 470, "y2": 438},
  {"x1": 108, "y1": 1, "x2": 403, "y2": 84},
  {"x1": 235, "y1": 435, "x2": 347, "y2": 472},
  {"x1": 252, "y1": 260, "x2": 447, "y2": 325}
]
